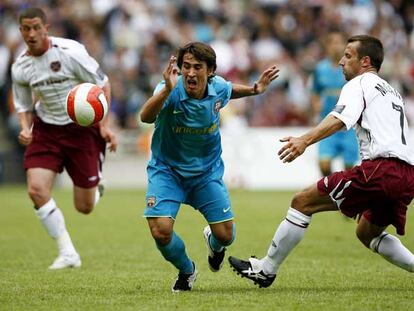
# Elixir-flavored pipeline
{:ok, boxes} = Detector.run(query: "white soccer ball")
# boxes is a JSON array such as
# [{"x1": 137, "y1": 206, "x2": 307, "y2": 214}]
[{"x1": 66, "y1": 82, "x2": 108, "y2": 127}]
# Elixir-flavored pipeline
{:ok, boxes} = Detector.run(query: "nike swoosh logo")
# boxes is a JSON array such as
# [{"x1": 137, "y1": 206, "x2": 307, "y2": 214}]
[
  {"x1": 223, "y1": 206, "x2": 231, "y2": 213},
  {"x1": 173, "y1": 110, "x2": 184, "y2": 114}
]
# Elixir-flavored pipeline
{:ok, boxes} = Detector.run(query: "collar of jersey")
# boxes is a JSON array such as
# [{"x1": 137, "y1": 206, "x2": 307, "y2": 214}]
[{"x1": 178, "y1": 77, "x2": 217, "y2": 102}]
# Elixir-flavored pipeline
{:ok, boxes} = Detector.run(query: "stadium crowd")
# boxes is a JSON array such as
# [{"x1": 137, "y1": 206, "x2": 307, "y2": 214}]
[{"x1": 1, "y1": 0, "x2": 414, "y2": 136}]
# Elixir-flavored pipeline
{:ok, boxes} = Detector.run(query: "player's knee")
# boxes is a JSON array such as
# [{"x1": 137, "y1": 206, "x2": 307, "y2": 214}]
[
  {"x1": 75, "y1": 202, "x2": 94, "y2": 214},
  {"x1": 291, "y1": 191, "x2": 312, "y2": 215},
  {"x1": 28, "y1": 184, "x2": 50, "y2": 207},
  {"x1": 319, "y1": 161, "x2": 331, "y2": 176},
  {"x1": 150, "y1": 227, "x2": 172, "y2": 246},
  {"x1": 355, "y1": 227, "x2": 372, "y2": 248},
  {"x1": 212, "y1": 222, "x2": 235, "y2": 246},
  {"x1": 214, "y1": 232, "x2": 233, "y2": 246},
  {"x1": 320, "y1": 167, "x2": 331, "y2": 177}
]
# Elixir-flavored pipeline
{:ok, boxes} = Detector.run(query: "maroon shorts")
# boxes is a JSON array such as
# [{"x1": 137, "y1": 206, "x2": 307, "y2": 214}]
[
  {"x1": 317, "y1": 158, "x2": 414, "y2": 235},
  {"x1": 24, "y1": 117, "x2": 106, "y2": 188}
]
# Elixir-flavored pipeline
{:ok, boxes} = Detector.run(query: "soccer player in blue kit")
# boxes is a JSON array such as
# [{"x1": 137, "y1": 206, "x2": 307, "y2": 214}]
[
  {"x1": 140, "y1": 42, "x2": 279, "y2": 292},
  {"x1": 311, "y1": 32, "x2": 359, "y2": 175}
]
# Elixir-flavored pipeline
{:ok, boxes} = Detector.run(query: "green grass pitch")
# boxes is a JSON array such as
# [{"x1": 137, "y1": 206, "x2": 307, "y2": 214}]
[{"x1": 1, "y1": 186, "x2": 413, "y2": 310}]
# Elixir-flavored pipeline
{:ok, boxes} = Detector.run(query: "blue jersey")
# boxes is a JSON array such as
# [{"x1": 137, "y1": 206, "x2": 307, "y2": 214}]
[
  {"x1": 312, "y1": 58, "x2": 345, "y2": 119},
  {"x1": 150, "y1": 75, "x2": 232, "y2": 178}
]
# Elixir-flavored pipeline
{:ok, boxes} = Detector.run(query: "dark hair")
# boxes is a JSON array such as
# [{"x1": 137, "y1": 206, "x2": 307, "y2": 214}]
[
  {"x1": 176, "y1": 42, "x2": 217, "y2": 74},
  {"x1": 19, "y1": 7, "x2": 47, "y2": 24},
  {"x1": 348, "y1": 35, "x2": 384, "y2": 71}
]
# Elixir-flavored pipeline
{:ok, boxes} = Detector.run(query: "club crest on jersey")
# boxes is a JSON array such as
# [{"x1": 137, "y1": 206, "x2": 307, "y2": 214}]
[
  {"x1": 214, "y1": 100, "x2": 222, "y2": 114},
  {"x1": 146, "y1": 196, "x2": 156, "y2": 208},
  {"x1": 50, "y1": 61, "x2": 61, "y2": 72}
]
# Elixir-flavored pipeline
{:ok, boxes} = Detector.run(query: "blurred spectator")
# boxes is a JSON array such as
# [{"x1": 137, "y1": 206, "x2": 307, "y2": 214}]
[
  {"x1": 1, "y1": 0, "x2": 414, "y2": 156},
  {"x1": 0, "y1": 27, "x2": 11, "y2": 120}
]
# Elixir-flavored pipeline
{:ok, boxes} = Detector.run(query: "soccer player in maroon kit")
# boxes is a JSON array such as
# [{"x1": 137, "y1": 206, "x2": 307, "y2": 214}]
[
  {"x1": 229, "y1": 35, "x2": 414, "y2": 287},
  {"x1": 11, "y1": 7, "x2": 117, "y2": 269}
]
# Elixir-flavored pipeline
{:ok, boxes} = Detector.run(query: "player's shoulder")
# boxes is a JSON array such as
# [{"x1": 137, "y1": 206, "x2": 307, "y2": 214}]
[
  {"x1": 11, "y1": 49, "x2": 31, "y2": 78},
  {"x1": 49, "y1": 36, "x2": 88, "y2": 57},
  {"x1": 349, "y1": 72, "x2": 381, "y2": 89},
  {"x1": 12, "y1": 50, "x2": 27, "y2": 66},
  {"x1": 210, "y1": 75, "x2": 231, "y2": 91},
  {"x1": 210, "y1": 75, "x2": 227, "y2": 84}
]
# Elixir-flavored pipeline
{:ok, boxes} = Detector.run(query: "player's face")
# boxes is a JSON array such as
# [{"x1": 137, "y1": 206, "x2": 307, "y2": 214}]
[
  {"x1": 181, "y1": 53, "x2": 213, "y2": 99},
  {"x1": 339, "y1": 41, "x2": 362, "y2": 81},
  {"x1": 20, "y1": 17, "x2": 49, "y2": 56}
]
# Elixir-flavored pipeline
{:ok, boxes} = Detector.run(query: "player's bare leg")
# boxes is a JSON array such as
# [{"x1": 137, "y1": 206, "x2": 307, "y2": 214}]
[
  {"x1": 319, "y1": 159, "x2": 332, "y2": 177},
  {"x1": 357, "y1": 215, "x2": 414, "y2": 272},
  {"x1": 204, "y1": 220, "x2": 234, "y2": 272},
  {"x1": 73, "y1": 185, "x2": 100, "y2": 214},
  {"x1": 27, "y1": 168, "x2": 80, "y2": 269}
]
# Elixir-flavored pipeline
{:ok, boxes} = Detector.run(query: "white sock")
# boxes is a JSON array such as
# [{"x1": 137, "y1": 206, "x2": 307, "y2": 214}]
[
  {"x1": 56, "y1": 231, "x2": 77, "y2": 256},
  {"x1": 262, "y1": 207, "x2": 311, "y2": 275},
  {"x1": 35, "y1": 198, "x2": 77, "y2": 256},
  {"x1": 370, "y1": 232, "x2": 414, "y2": 272}
]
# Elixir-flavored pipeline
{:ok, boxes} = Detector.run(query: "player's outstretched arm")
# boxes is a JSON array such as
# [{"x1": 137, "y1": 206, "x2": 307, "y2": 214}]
[
  {"x1": 140, "y1": 56, "x2": 178, "y2": 123},
  {"x1": 278, "y1": 115, "x2": 345, "y2": 163},
  {"x1": 231, "y1": 65, "x2": 279, "y2": 99}
]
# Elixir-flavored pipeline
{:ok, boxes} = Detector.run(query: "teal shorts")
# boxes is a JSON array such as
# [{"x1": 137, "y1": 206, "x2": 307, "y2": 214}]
[{"x1": 143, "y1": 158, "x2": 233, "y2": 224}]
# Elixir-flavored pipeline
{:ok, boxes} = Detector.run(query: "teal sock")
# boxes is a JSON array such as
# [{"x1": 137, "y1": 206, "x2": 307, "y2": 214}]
[
  {"x1": 156, "y1": 232, "x2": 193, "y2": 274},
  {"x1": 209, "y1": 223, "x2": 236, "y2": 252}
]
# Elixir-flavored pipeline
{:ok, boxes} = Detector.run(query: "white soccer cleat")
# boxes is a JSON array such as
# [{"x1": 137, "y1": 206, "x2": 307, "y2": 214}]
[{"x1": 48, "y1": 253, "x2": 81, "y2": 270}]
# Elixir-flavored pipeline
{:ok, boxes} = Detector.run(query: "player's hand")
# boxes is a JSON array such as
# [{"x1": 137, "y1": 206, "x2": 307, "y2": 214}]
[
  {"x1": 100, "y1": 126, "x2": 118, "y2": 152},
  {"x1": 163, "y1": 56, "x2": 179, "y2": 92},
  {"x1": 253, "y1": 65, "x2": 280, "y2": 94},
  {"x1": 278, "y1": 136, "x2": 307, "y2": 163},
  {"x1": 18, "y1": 128, "x2": 33, "y2": 146}
]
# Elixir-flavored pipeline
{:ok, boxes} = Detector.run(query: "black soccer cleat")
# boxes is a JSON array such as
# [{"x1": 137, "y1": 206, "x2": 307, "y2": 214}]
[
  {"x1": 208, "y1": 248, "x2": 225, "y2": 272},
  {"x1": 203, "y1": 226, "x2": 226, "y2": 272},
  {"x1": 172, "y1": 262, "x2": 198, "y2": 292},
  {"x1": 228, "y1": 256, "x2": 276, "y2": 288}
]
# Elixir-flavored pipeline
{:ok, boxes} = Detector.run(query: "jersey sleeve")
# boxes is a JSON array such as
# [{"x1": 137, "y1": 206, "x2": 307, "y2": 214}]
[
  {"x1": 214, "y1": 76, "x2": 232, "y2": 108},
  {"x1": 11, "y1": 65, "x2": 33, "y2": 113},
  {"x1": 69, "y1": 43, "x2": 108, "y2": 88},
  {"x1": 152, "y1": 80, "x2": 172, "y2": 110},
  {"x1": 153, "y1": 81, "x2": 166, "y2": 95},
  {"x1": 330, "y1": 78, "x2": 364, "y2": 130},
  {"x1": 223, "y1": 80, "x2": 232, "y2": 106}
]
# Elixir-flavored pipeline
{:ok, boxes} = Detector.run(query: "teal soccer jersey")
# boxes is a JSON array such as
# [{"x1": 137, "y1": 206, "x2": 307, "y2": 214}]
[
  {"x1": 144, "y1": 75, "x2": 234, "y2": 223},
  {"x1": 312, "y1": 58, "x2": 345, "y2": 119},
  {"x1": 150, "y1": 75, "x2": 232, "y2": 178},
  {"x1": 312, "y1": 58, "x2": 359, "y2": 165}
]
